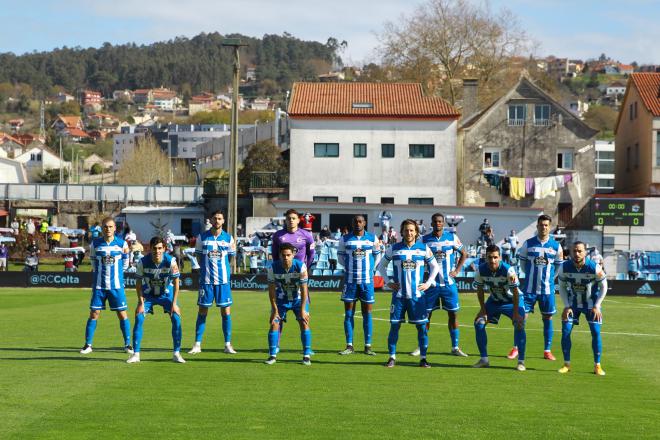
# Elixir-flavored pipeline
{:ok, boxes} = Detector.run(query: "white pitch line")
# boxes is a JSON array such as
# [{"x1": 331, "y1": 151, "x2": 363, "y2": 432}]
[
  {"x1": 353, "y1": 315, "x2": 660, "y2": 338},
  {"x1": 605, "y1": 299, "x2": 660, "y2": 308}
]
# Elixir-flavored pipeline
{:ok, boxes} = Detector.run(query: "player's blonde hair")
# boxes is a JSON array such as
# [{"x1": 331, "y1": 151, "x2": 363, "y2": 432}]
[{"x1": 400, "y1": 219, "x2": 420, "y2": 241}]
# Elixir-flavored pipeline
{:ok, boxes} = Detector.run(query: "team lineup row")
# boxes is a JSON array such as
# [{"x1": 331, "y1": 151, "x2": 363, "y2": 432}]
[{"x1": 79, "y1": 210, "x2": 608, "y2": 375}]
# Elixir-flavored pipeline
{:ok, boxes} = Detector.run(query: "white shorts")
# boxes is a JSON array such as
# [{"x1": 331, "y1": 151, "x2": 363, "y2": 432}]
[{"x1": 0, "y1": 257, "x2": 7, "y2": 268}]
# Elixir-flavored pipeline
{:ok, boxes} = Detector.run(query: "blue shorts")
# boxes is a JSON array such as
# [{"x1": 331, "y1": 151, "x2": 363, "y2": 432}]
[
  {"x1": 485, "y1": 299, "x2": 526, "y2": 325},
  {"x1": 198, "y1": 283, "x2": 232, "y2": 308},
  {"x1": 524, "y1": 293, "x2": 556, "y2": 315},
  {"x1": 275, "y1": 299, "x2": 309, "y2": 323},
  {"x1": 341, "y1": 283, "x2": 375, "y2": 304},
  {"x1": 565, "y1": 307, "x2": 603, "y2": 325},
  {"x1": 424, "y1": 284, "x2": 459, "y2": 312},
  {"x1": 390, "y1": 295, "x2": 428, "y2": 324},
  {"x1": 90, "y1": 288, "x2": 128, "y2": 311},
  {"x1": 142, "y1": 294, "x2": 175, "y2": 314}
]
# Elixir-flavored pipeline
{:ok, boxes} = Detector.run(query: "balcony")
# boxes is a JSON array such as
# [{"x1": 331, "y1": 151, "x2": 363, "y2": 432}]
[{"x1": 249, "y1": 171, "x2": 288, "y2": 194}]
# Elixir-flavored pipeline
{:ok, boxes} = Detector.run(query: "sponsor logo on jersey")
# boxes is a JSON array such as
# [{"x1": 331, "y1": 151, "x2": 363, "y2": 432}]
[
  {"x1": 402, "y1": 259, "x2": 417, "y2": 271},
  {"x1": 434, "y1": 250, "x2": 446, "y2": 262},
  {"x1": 534, "y1": 256, "x2": 549, "y2": 266},
  {"x1": 208, "y1": 250, "x2": 222, "y2": 259},
  {"x1": 352, "y1": 248, "x2": 366, "y2": 259},
  {"x1": 102, "y1": 255, "x2": 115, "y2": 265}
]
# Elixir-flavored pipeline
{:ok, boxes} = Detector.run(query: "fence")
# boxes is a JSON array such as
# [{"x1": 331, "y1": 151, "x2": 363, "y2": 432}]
[{"x1": 0, "y1": 183, "x2": 204, "y2": 203}]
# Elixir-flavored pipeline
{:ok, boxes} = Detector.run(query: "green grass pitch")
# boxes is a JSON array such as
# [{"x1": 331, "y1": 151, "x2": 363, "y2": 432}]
[{"x1": 1, "y1": 288, "x2": 659, "y2": 439}]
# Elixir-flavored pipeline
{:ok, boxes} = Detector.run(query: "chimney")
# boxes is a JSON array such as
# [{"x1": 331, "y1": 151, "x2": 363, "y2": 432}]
[{"x1": 462, "y1": 78, "x2": 479, "y2": 121}]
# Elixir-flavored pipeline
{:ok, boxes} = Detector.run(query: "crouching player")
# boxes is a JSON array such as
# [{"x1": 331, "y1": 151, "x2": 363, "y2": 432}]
[
  {"x1": 127, "y1": 237, "x2": 185, "y2": 364},
  {"x1": 473, "y1": 245, "x2": 527, "y2": 371},
  {"x1": 376, "y1": 219, "x2": 440, "y2": 368},
  {"x1": 557, "y1": 241, "x2": 608, "y2": 376},
  {"x1": 265, "y1": 243, "x2": 312, "y2": 366}
]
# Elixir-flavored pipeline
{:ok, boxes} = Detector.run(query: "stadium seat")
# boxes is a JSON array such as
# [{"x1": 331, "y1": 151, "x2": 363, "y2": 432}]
[
  {"x1": 315, "y1": 260, "x2": 329, "y2": 269},
  {"x1": 322, "y1": 269, "x2": 333, "y2": 276},
  {"x1": 333, "y1": 269, "x2": 344, "y2": 276},
  {"x1": 312, "y1": 269, "x2": 323, "y2": 276},
  {"x1": 648, "y1": 273, "x2": 658, "y2": 281},
  {"x1": 616, "y1": 273, "x2": 626, "y2": 280}
]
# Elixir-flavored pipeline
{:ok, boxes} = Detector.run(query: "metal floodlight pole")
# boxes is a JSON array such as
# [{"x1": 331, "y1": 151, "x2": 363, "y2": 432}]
[{"x1": 222, "y1": 38, "x2": 247, "y2": 268}]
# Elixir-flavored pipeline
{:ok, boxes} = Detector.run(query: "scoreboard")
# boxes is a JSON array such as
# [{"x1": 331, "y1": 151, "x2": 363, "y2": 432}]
[{"x1": 593, "y1": 198, "x2": 645, "y2": 226}]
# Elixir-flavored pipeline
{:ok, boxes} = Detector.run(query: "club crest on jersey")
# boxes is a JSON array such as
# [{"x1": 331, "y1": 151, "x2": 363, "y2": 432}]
[
  {"x1": 534, "y1": 255, "x2": 549, "y2": 266},
  {"x1": 352, "y1": 248, "x2": 366, "y2": 259},
  {"x1": 402, "y1": 259, "x2": 416, "y2": 271}
]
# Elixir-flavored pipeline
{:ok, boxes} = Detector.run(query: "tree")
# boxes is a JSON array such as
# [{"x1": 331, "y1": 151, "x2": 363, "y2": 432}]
[
  {"x1": 116, "y1": 136, "x2": 192, "y2": 184},
  {"x1": 90, "y1": 163, "x2": 103, "y2": 175},
  {"x1": 378, "y1": 0, "x2": 530, "y2": 104},
  {"x1": 237, "y1": 140, "x2": 287, "y2": 193},
  {"x1": 38, "y1": 168, "x2": 69, "y2": 183},
  {"x1": 583, "y1": 105, "x2": 617, "y2": 139}
]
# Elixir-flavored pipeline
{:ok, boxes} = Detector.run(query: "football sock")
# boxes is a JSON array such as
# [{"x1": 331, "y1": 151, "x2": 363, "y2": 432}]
[
  {"x1": 561, "y1": 320, "x2": 573, "y2": 362},
  {"x1": 195, "y1": 313, "x2": 207, "y2": 343},
  {"x1": 388, "y1": 322, "x2": 401, "y2": 356},
  {"x1": 84, "y1": 318, "x2": 97, "y2": 345},
  {"x1": 589, "y1": 321, "x2": 602, "y2": 364},
  {"x1": 120, "y1": 318, "x2": 131, "y2": 346},
  {"x1": 362, "y1": 311, "x2": 373, "y2": 346},
  {"x1": 221, "y1": 313, "x2": 232, "y2": 344},
  {"x1": 543, "y1": 318, "x2": 553, "y2": 351},
  {"x1": 301, "y1": 329, "x2": 312, "y2": 356},
  {"x1": 474, "y1": 319, "x2": 488, "y2": 358},
  {"x1": 132, "y1": 313, "x2": 145, "y2": 352},
  {"x1": 171, "y1": 312, "x2": 182, "y2": 353},
  {"x1": 268, "y1": 330, "x2": 279, "y2": 356},
  {"x1": 344, "y1": 309, "x2": 354, "y2": 345},
  {"x1": 449, "y1": 327, "x2": 459, "y2": 349},
  {"x1": 514, "y1": 324, "x2": 526, "y2": 362},
  {"x1": 416, "y1": 324, "x2": 429, "y2": 358}
]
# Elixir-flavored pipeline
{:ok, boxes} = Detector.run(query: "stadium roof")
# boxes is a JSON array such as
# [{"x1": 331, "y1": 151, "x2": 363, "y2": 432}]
[{"x1": 288, "y1": 82, "x2": 460, "y2": 119}]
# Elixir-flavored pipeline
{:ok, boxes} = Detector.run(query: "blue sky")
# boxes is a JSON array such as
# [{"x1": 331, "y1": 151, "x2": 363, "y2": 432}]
[{"x1": 1, "y1": 0, "x2": 659, "y2": 65}]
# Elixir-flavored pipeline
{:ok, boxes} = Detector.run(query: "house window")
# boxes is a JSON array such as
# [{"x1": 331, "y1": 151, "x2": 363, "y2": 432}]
[
  {"x1": 37, "y1": 153, "x2": 42, "y2": 161},
  {"x1": 534, "y1": 104, "x2": 551, "y2": 125},
  {"x1": 30, "y1": 153, "x2": 36, "y2": 161},
  {"x1": 634, "y1": 143, "x2": 639, "y2": 168},
  {"x1": 353, "y1": 197, "x2": 366, "y2": 203},
  {"x1": 597, "y1": 160, "x2": 615, "y2": 174},
  {"x1": 353, "y1": 143, "x2": 367, "y2": 158},
  {"x1": 483, "y1": 149, "x2": 501, "y2": 168},
  {"x1": 381, "y1": 143, "x2": 395, "y2": 158},
  {"x1": 634, "y1": 101, "x2": 638, "y2": 119},
  {"x1": 626, "y1": 146, "x2": 631, "y2": 171},
  {"x1": 408, "y1": 197, "x2": 434, "y2": 205},
  {"x1": 629, "y1": 103, "x2": 634, "y2": 121},
  {"x1": 314, "y1": 143, "x2": 339, "y2": 157},
  {"x1": 313, "y1": 196, "x2": 338, "y2": 203},
  {"x1": 381, "y1": 197, "x2": 394, "y2": 204},
  {"x1": 508, "y1": 104, "x2": 526, "y2": 126},
  {"x1": 409, "y1": 144, "x2": 434, "y2": 158},
  {"x1": 656, "y1": 132, "x2": 660, "y2": 166},
  {"x1": 557, "y1": 149, "x2": 574, "y2": 170}
]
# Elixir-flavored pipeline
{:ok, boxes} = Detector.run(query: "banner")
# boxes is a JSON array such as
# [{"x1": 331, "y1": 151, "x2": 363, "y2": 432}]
[{"x1": 2, "y1": 272, "x2": 345, "y2": 292}]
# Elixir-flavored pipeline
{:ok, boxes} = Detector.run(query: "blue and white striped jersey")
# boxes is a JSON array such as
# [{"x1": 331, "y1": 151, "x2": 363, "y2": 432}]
[
  {"x1": 518, "y1": 236, "x2": 563, "y2": 295},
  {"x1": 195, "y1": 229, "x2": 235, "y2": 285},
  {"x1": 474, "y1": 261, "x2": 520, "y2": 303},
  {"x1": 423, "y1": 230, "x2": 463, "y2": 286},
  {"x1": 136, "y1": 253, "x2": 180, "y2": 297},
  {"x1": 338, "y1": 232, "x2": 381, "y2": 284},
  {"x1": 90, "y1": 236, "x2": 129, "y2": 290},
  {"x1": 558, "y1": 258, "x2": 606, "y2": 309},
  {"x1": 377, "y1": 241, "x2": 439, "y2": 300},
  {"x1": 267, "y1": 259, "x2": 308, "y2": 302}
]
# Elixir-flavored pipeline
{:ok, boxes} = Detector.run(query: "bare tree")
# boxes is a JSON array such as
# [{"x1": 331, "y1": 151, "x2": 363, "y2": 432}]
[
  {"x1": 378, "y1": 0, "x2": 531, "y2": 104},
  {"x1": 116, "y1": 136, "x2": 193, "y2": 185}
]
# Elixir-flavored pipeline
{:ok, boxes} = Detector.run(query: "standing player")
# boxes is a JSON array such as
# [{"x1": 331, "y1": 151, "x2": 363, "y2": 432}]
[
  {"x1": 127, "y1": 237, "x2": 185, "y2": 364},
  {"x1": 271, "y1": 209, "x2": 315, "y2": 345},
  {"x1": 376, "y1": 219, "x2": 440, "y2": 368},
  {"x1": 265, "y1": 243, "x2": 312, "y2": 365},
  {"x1": 557, "y1": 241, "x2": 608, "y2": 375},
  {"x1": 337, "y1": 215, "x2": 381, "y2": 356},
  {"x1": 472, "y1": 245, "x2": 527, "y2": 371},
  {"x1": 412, "y1": 213, "x2": 468, "y2": 357},
  {"x1": 515, "y1": 214, "x2": 563, "y2": 360},
  {"x1": 80, "y1": 217, "x2": 132, "y2": 355},
  {"x1": 188, "y1": 211, "x2": 237, "y2": 355}
]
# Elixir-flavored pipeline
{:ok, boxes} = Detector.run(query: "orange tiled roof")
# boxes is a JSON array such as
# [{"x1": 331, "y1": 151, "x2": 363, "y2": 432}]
[
  {"x1": 288, "y1": 82, "x2": 460, "y2": 119},
  {"x1": 631, "y1": 73, "x2": 660, "y2": 116},
  {"x1": 65, "y1": 128, "x2": 90, "y2": 138},
  {"x1": 57, "y1": 114, "x2": 82, "y2": 128},
  {"x1": 0, "y1": 131, "x2": 24, "y2": 145}
]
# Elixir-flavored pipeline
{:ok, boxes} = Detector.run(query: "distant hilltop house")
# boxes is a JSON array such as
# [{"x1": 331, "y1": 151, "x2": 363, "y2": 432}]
[
  {"x1": 51, "y1": 114, "x2": 84, "y2": 132},
  {"x1": 606, "y1": 81, "x2": 627, "y2": 97},
  {"x1": 0, "y1": 131, "x2": 25, "y2": 158},
  {"x1": 249, "y1": 98, "x2": 270, "y2": 111},
  {"x1": 133, "y1": 87, "x2": 180, "y2": 111},
  {"x1": 81, "y1": 90, "x2": 102, "y2": 106},
  {"x1": 112, "y1": 89, "x2": 134, "y2": 102},
  {"x1": 13, "y1": 146, "x2": 71, "y2": 180},
  {"x1": 9, "y1": 119, "x2": 24, "y2": 133}
]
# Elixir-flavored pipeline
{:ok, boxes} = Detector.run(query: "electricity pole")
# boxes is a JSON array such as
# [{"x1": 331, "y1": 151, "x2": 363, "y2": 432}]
[{"x1": 222, "y1": 38, "x2": 247, "y2": 272}]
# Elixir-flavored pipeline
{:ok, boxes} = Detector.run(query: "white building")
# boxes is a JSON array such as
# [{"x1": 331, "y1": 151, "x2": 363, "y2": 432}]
[
  {"x1": 595, "y1": 140, "x2": 615, "y2": 194},
  {"x1": 112, "y1": 131, "x2": 146, "y2": 171},
  {"x1": 287, "y1": 82, "x2": 460, "y2": 205},
  {"x1": 0, "y1": 157, "x2": 28, "y2": 183},
  {"x1": 13, "y1": 146, "x2": 71, "y2": 180},
  {"x1": 606, "y1": 82, "x2": 626, "y2": 97}
]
